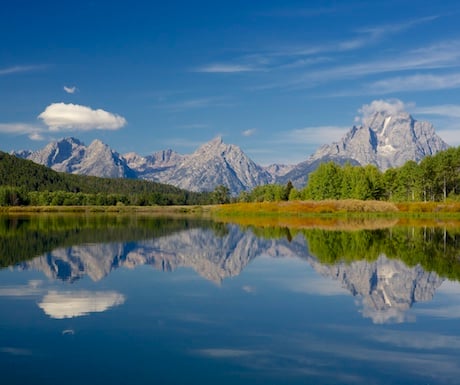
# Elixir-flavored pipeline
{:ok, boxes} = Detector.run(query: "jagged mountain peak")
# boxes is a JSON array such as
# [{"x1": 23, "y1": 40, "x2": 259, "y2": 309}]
[
  {"x1": 25, "y1": 137, "x2": 134, "y2": 178},
  {"x1": 278, "y1": 104, "x2": 449, "y2": 188},
  {"x1": 163, "y1": 137, "x2": 272, "y2": 194},
  {"x1": 308, "y1": 107, "x2": 448, "y2": 171},
  {"x1": 363, "y1": 110, "x2": 412, "y2": 133}
]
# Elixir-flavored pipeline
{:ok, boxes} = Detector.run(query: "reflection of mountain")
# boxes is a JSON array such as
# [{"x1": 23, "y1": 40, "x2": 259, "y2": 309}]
[
  {"x1": 12, "y1": 223, "x2": 458, "y2": 322},
  {"x1": 22, "y1": 226, "x2": 302, "y2": 284},
  {"x1": 310, "y1": 254, "x2": 443, "y2": 323}
]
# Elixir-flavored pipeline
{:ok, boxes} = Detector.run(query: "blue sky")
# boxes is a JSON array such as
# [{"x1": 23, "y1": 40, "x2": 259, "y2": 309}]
[{"x1": 2, "y1": 0, "x2": 460, "y2": 165}]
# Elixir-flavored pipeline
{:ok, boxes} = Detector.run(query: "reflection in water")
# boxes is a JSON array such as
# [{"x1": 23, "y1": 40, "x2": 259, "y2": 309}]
[
  {"x1": 311, "y1": 255, "x2": 442, "y2": 323},
  {"x1": 1, "y1": 215, "x2": 460, "y2": 323},
  {"x1": 2, "y1": 217, "x2": 460, "y2": 385},
  {"x1": 38, "y1": 290, "x2": 125, "y2": 319}
]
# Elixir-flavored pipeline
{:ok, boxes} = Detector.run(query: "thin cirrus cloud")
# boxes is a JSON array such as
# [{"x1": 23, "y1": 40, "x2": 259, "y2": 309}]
[
  {"x1": 0, "y1": 64, "x2": 46, "y2": 76},
  {"x1": 282, "y1": 125, "x2": 349, "y2": 146},
  {"x1": 302, "y1": 41, "x2": 460, "y2": 85},
  {"x1": 195, "y1": 16, "x2": 439, "y2": 76},
  {"x1": 368, "y1": 72, "x2": 460, "y2": 94},
  {"x1": 415, "y1": 104, "x2": 460, "y2": 118},
  {"x1": 155, "y1": 97, "x2": 232, "y2": 111},
  {"x1": 194, "y1": 64, "x2": 259, "y2": 73},
  {"x1": 38, "y1": 102, "x2": 127, "y2": 131}
]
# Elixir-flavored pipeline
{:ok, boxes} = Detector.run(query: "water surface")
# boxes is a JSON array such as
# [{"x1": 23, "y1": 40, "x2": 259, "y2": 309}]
[{"x1": 1, "y1": 215, "x2": 460, "y2": 384}]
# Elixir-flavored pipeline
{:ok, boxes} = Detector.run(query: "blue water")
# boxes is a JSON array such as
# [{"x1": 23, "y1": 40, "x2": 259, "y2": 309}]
[{"x1": 1, "y1": 217, "x2": 460, "y2": 384}]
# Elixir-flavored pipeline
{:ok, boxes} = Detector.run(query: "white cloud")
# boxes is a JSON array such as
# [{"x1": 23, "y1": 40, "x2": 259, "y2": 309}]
[
  {"x1": 369, "y1": 73, "x2": 460, "y2": 94},
  {"x1": 0, "y1": 123, "x2": 44, "y2": 140},
  {"x1": 195, "y1": 348, "x2": 256, "y2": 358},
  {"x1": 299, "y1": 40, "x2": 460, "y2": 88},
  {"x1": 435, "y1": 130, "x2": 460, "y2": 146},
  {"x1": 195, "y1": 64, "x2": 257, "y2": 73},
  {"x1": 63, "y1": 85, "x2": 77, "y2": 94},
  {"x1": 242, "y1": 128, "x2": 257, "y2": 137},
  {"x1": 358, "y1": 99, "x2": 408, "y2": 122},
  {"x1": 38, "y1": 102, "x2": 127, "y2": 131},
  {"x1": 283, "y1": 125, "x2": 349, "y2": 145},
  {"x1": 156, "y1": 97, "x2": 231, "y2": 111},
  {"x1": 415, "y1": 104, "x2": 460, "y2": 118},
  {"x1": 0, "y1": 64, "x2": 46, "y2": 76},
  {"x1": 38, "y1": 290, "x2": 125, "y2": 319},
  {"x1": 28, "y1": 132, "x2": 45, "y2": 141}
]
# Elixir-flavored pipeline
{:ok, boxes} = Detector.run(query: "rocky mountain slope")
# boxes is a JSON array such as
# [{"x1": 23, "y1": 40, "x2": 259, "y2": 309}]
[
  {"x1": 154, "y1": 136, "x2": 273, "y2": 193},
  {"x1": 279, "y1": 109, "x2": 449, "y2": 188},
  {"x1": 124, "y1": 149, "x2": 185, "y2": 180},
  {"x1": 17, "y1": 137, "x2": 135, "y2": 178}
]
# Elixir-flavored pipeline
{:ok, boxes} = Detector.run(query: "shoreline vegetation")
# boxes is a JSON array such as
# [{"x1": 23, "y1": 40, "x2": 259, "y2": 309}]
[{"x1": 3, "y1": 200, "x2": 460, "y2": 228}]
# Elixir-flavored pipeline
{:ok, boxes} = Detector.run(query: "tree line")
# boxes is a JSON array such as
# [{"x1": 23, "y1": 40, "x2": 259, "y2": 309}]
[
  {"x1": 0, "y1": 152, "x2": 230, "y2": 206},
  {"x1": 238, "y1": 146, "x2": 460, "y2": 203}
]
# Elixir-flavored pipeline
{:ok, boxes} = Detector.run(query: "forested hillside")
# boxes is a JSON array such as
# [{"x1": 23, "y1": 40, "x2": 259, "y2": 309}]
[{"x1": 0, "y1": 152, "x2": 215, "y2": 206}]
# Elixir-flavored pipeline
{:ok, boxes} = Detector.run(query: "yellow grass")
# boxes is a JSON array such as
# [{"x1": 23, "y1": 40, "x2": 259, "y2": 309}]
[{"x1": 211, "y1": 200, "x2": 460, "y2": 230}]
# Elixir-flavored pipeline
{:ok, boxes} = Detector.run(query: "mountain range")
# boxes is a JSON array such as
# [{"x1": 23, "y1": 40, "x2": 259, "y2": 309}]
[{"x1": 11, "y1": 107, "x2": 449, "y2": 193}]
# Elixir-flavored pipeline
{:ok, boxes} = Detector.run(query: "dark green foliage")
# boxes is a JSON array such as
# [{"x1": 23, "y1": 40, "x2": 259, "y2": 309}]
[
  {"x1": 0, "y1": 152, "x2": 213, "y2": 206},
  {"x1": 293, "y1": 147, "x2": 460, "y2": 202},
  {"x1": 304, "y1": 227, "x2": 460, "y2": 281},
  {"x1": 0, "y1": 215, "x2": 215, "y2": 268},
  {"x1": 237, "y1": 182, "x2": 294, "y2": 202}
]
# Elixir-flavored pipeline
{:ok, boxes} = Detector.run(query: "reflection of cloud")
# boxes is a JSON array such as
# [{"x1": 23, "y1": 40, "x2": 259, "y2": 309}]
[
  {"x1": 38, "y1": 290, "x2": 125, "y2": 319},
  {"x1": 0, "y1": 347, "x2": 32, "y2": 356},
  {"x1": 368, "y1": 330, "x2": 460, "y2": 350},
  {"x1": 416, "y1": 305, "x2": 460, "y2": 319},
  {"x1": 288, "y1": 276, "x2": 348, "y2": 296},
  {"x1": 0, "y1": 280, "x2": 43, "y2": 297},
  {"x1": 195, "y1": 348, "x2": 256, "y2": 358},
  {"x1": 242, "y1": 285, "x2": 256, "y2": 293}
]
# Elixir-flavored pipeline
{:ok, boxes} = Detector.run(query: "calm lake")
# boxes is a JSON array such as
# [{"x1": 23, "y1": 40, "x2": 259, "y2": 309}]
[{"x1": 1, "y1": 214, "x2": 460, "y2": 385}]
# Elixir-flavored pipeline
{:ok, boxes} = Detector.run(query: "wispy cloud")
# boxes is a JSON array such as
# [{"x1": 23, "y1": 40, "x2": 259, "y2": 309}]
[
  {"x1": 194, "y1": 64, "x2": 259, "y2": 73},
  {"x1": 197, "y1": 16, "x2": 440, "y2": 78},
  {"x1": 281, "y1": 126, "x2": 349, "y2": 145},
  {"x1": 302, "y1": 41, "x2": 460, "y2": 86},
  {"x1": 415, "y1": 104, "x2": 460, "y2": 118},
  {"x1": 0, "y1": 123, "x2": 44, "y2": 140},
  {"x1": 242, "y1": 128, "x2": 257, "y2": 137},
  {"x1": 368, "y1": 72, "x2": 460, "y2": 94},
  {"x1": 0, "y1": 64, "x2": 46, "y2": 76},
  {"x1": 38, "y1": 102, "x2": 127, "y2": 131},
  {"x1": 63, "y1": 85, "x2": 77, "y2": 94},
  {"x1": 155, "y1": 97, "x2": 232, "y2": 111}
]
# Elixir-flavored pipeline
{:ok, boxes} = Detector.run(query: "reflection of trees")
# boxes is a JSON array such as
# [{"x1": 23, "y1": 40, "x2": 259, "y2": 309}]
[
  {"x1": 0, "y1": 215, "x2": 214, "y2": 268},
  {"x1": 305, "y1": 227, "x2": 460, "y2": 281}
]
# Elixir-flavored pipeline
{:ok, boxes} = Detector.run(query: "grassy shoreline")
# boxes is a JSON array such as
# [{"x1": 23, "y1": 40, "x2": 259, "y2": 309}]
[
  {"x1": 2, "y1": 200, "x2": 460, "y2": 216},
  {"x1": 0, "y1": 204, "x2": 213, "y2": 215},
  {"x1": 2, "y1": 200, "x2": 460, "y2": 230}
]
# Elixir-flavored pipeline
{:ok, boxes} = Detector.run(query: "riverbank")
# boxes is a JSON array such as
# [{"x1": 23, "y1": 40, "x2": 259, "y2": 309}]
[{"x1": 0, "y1": 205, "x2": 213, "y2": 215}]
